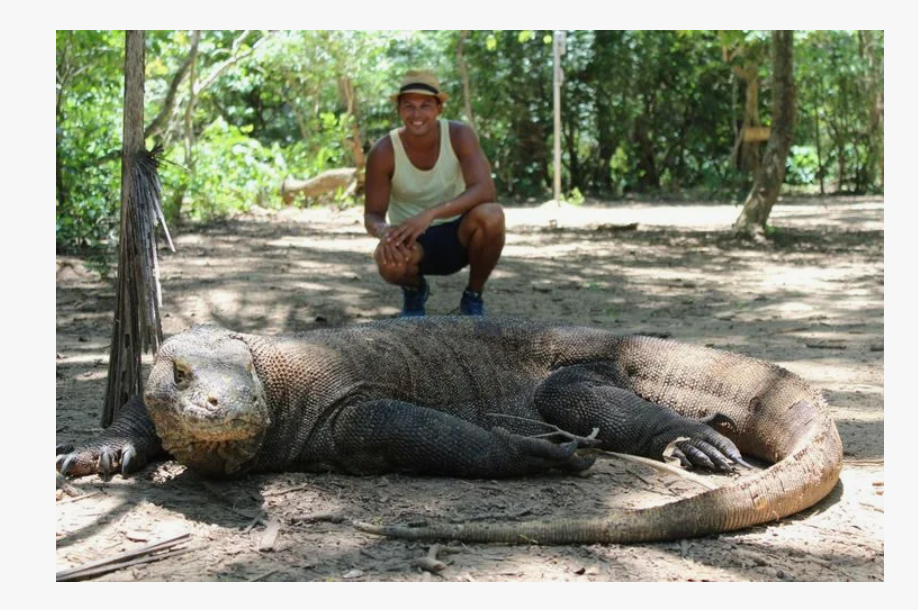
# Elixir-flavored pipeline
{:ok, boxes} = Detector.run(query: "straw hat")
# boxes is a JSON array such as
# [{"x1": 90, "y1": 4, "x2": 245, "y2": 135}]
[{"x1": 390, "y1": 70, "x2": 449, "y2": 103}]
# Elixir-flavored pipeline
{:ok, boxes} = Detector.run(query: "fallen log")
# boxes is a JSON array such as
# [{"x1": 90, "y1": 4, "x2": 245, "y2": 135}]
[{"x1": 280, "y1": 168, "x2": 357, "y2": 204}]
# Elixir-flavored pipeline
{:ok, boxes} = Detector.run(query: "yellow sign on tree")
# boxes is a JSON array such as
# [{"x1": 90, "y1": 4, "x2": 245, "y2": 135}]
[{"x1": 743, "y1": 126, "x2": 771, "y2": 142}]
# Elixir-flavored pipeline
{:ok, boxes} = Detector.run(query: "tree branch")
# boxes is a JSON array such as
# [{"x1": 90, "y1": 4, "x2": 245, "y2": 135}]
[
  {"x1": 145, "y1": 30, "x2": 201, "y2": 140},
  {"x1": 89, "y1": 31, "x2": 274, "y2": 167},
  {"x1": 194, "y1": 30, "x2": 274, "y2": 95}
]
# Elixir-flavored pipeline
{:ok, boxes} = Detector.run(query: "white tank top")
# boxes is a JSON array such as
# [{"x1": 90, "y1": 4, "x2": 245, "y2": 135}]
[{"x1": 387, "y1": 119, "x2": 465, "y2": 226}]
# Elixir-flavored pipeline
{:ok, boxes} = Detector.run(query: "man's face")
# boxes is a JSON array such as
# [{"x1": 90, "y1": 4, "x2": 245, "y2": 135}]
[{"x1": 397, "y1": 93, "x2": 442, "y2": 138}]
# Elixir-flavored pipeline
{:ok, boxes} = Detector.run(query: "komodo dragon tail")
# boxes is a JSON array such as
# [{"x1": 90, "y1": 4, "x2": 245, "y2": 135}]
[{"x1": 355, "y1": 336, "x2": 843, "y2": 544}]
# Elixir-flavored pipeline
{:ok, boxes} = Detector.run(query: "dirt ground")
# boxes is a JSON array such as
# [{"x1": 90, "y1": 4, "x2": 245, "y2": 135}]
[{"x1": 55, "y1": 196, "x2": 884, "y2": 582}]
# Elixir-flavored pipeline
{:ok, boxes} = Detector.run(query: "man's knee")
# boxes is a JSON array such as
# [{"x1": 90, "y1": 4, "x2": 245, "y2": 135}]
[
  {"x1": 373, "y1": 245, "x2": 421, "y2": 285},
  {"x1": 375, "y1": 258, "x2": 406, "y2": 285},
  {"x1": 377, "y1": 263, "x2": 406, "y2": 285},
  {"x1": 467, "y1": 203, "x2": 505, "y2": 237}
]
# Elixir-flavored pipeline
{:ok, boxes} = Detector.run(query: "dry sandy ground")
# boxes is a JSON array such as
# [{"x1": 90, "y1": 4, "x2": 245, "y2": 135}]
[{"x1": 55, "y1": 196, "x2": 883, "y2": 582}]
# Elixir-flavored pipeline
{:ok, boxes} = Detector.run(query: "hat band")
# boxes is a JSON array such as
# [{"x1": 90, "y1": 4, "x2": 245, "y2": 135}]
[{"x1": 399, "y1": 83, "x2": 440, "y2": 96}]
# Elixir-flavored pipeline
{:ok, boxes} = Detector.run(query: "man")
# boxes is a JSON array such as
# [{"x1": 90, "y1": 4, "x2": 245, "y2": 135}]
[{"x1": 364, "y1": 70, "x2": 505, "y2": 317}]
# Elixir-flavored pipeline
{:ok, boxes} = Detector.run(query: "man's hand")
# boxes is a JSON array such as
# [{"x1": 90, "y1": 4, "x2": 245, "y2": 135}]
[
  {"x1": 376, "y1": 224, "x2": 412, "y2": 266},
  {"x1": 387, "y1": 210, "x2": 437, "y2": 248}
]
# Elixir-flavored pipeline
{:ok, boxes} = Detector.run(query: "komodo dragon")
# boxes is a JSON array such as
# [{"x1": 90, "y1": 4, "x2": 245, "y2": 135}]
[{"x1": 57, "y1": 317, "x2": 842, "y2": 545}]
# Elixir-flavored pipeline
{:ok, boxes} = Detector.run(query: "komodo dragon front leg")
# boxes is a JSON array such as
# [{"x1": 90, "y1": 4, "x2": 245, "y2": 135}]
[
  {"x1": 532, "y1": 363, "x2": 748, "y2": 471},
  {"x1": 57, "y1": 397, "x2": 596, "y2": 480},
  {"x1": 56, "y1": 394, "x2": 166, "y2": 478},
  {"x1": 301, "y1": 400, "x2": 595, "y2": 477}
]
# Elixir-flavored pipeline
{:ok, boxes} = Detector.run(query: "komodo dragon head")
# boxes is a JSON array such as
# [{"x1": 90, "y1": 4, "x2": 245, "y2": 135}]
[{"x1": 144, "y1": 325, "x2": 270, "y2": 476}]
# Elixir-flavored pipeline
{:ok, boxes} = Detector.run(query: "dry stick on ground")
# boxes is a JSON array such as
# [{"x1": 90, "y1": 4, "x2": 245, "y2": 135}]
[
  {"x1": 200, "y1": 481, "x2": 261, "y2": 520},
  {"x1": 291, "y1": 512, "x2": 347, "y2": 525},
  {"x1": 413, "y1": 544, "x2": 464, "y2": 574},
  {"x1": 258, "y1": 518, "x2": 281, "y2": 552},
  {"x1": 262, "y1": 483, "x2": 314, "y2": 497},
  {"x1": 485, "y1": 413, "x2": 601, "y2": 446},
  {"x1": 600, "y1": 451, "x2": 719, "y2": 491},
  {"x1": 596, "y1": 222, "x2": 640, "y2": 232},
  {"x1": 56, "y1": 473, "x2": 80, "y2": 497},
  {"x1": 486, "y1": 412, "x2": 719, "y2": 491},
  {"x1": 450, "y1": 507, "x2": 533, "y2": 524},
  {"x1": 805, "y1": 341, "x2": 848, "y2": 350},
  {"x1": 58, "y1": 548, "x2": 193, "y2": 582},
  {"x1": 57, "y1": 490, "x2": 103, "y2": 505},
  {"x1": 56, "y1": 533, "x2": 191, "y2": 581},
  {"x1": 249, "y1": 569, "x2": 279, "y2": 582}
]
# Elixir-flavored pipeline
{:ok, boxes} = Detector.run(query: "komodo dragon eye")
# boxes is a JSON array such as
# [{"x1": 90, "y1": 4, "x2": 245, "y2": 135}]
[{"x1": 174, "y1": 362, "x2": 191, "y2": 385}]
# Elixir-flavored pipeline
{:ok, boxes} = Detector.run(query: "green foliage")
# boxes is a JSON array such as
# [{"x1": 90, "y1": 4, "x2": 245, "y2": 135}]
[
  {"x1": 785, "y1": 145, "x2": 820, "y2": 184},
  {"x1": 162, "y1": 119, "x2": 278, "y2": 219},
  {"x1": 764, "y1": 224, "x2": 782, "y2": 238},
  {"x1": 56, "y1": 30, "x2": 124, "y2": 251},
  {"x1": 56, "y1": 30, "x2": 885, "y2": 253},
  {"x1": 566, "y1": 187, "x2": 585, "y2": 206},
  {"x1": 794, "y1": 30, "x2": 883, "y2": 193}
]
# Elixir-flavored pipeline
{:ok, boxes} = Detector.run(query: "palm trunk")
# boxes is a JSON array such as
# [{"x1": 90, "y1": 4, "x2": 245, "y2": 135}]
[{"x1": 103, "y1": 31, "x2": 173, "y2": 426}]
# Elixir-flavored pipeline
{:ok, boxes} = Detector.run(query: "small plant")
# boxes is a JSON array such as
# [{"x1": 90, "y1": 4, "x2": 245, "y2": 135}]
[
  {"x1": 566, "y1": 187, "x2": 585, "y2": 206},
  {"x1": 764, "y1": 224, "x2": 782, "y2": 238}
]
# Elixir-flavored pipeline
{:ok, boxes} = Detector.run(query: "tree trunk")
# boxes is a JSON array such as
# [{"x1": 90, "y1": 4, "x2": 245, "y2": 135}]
[
  {"x1": 813, "y1": 91, "x2": 825, "y2": 196},
  {"x1": 56, "y1": 34, "x2": 74, "y2": 212},
  {"x1": 339, "y1": 76, "x2": 366, "y2": 191},
  {"x1": 733, "y1": 31, "x2": 796, "y2": 238},
  {"x1": 552, "y1": 31, "x2": 563, "y2": 201},
  {"x1": 563, "y1": 113, "x2": 580, "y2": 193},
  {"x1": 457, "y1": 30, "x2": 477, "y2": 131},
  {"x1": 859, "y1": 30, "x2": 884, "y2": 190},
  {"x1": 837, "y1": 138, "x2": 846, "y2": 192},
  {"x1": 739, "y1": 69, "x2": 761, "y2": 175},
  {"x1": 178, "y1": 31, "x2": 200, "y2": 223},
  {"x1": 633, "y1": 115, "x2": 659, "y2": 190},
  {"x1": 56, "y1": 92, "x2": 67, "y2": 210},
  {"x1": 728, "y1": 63, "x2": 762, "y2": 175},
  {"x1": 103, "y1": 31, "x2": 172, "y2": 427}
]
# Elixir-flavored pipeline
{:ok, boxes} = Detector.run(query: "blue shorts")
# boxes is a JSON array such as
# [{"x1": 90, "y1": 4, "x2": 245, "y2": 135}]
[{"x1": 416, "y1": 216, "x2": 468, "y2": 276}]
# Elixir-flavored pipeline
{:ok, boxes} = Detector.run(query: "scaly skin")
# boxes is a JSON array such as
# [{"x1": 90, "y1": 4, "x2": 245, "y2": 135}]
[{"x1": 57, "y1": 317, "x2": 842, "y2": 544}]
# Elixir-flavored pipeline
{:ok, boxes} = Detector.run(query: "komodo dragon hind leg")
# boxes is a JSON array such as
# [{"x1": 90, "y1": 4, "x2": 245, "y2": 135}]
[
  {"x1": 533, "y1": 363, "x2": 747, "y2": 472},
  {"x1": 316, "y1": 400, "x2": 595, "y2": 477},
  {"x1": 57, "y1": 393, "x2": 166, "y2": 479}
]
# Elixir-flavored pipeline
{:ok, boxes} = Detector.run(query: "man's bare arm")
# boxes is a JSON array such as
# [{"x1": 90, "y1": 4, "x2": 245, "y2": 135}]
[
  {"x1": 364, "y1": 137, "x2": 412, "y2": 265},
  {"x1": 364, "y1": 137, "x2": 394, "y2": 238},
  {"x1": 443, "y1": 121, "x2": 497, "y2": 215}
]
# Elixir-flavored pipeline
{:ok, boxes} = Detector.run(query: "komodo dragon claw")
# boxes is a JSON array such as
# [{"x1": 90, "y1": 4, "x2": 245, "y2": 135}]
[{"x1": 57, "y1": 443, "x2": 144, "y2": 479}]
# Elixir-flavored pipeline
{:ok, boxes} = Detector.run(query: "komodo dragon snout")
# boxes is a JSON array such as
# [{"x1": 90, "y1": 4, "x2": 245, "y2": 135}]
[{"x1": 143, "y1": 325, "x2": 270, "y2": 476}]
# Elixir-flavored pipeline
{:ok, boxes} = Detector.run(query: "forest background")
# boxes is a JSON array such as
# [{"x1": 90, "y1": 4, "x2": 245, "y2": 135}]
[{"x1": 55, "y1": 30, "x2": 884, "y2": 254}]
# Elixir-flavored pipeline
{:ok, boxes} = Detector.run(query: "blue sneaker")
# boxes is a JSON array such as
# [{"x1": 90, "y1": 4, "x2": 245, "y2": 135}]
[
  {"x1": 460, "y1": 288, "x2": 485, "y2": 316},
  {"x1": 400, "y1": 279, "x2": 429, "y2": 317}
]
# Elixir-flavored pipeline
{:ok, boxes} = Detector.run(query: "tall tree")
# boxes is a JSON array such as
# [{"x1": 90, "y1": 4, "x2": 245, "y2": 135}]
[
  {"x1": 859, "y1": 30, "x2": 884, "y2": 189},
  {"x1": 720, "y1": 32, "x2": 767, "y2": 175},
  {"x1": 456, "y1": 30, "x2": 477, "y2": 131},
  {"x1": 733, "y1": 30, "x2": 796, "y2": 239},
  {"x1": 102, "y1": 31, "x2": 173, "y2": 427}
]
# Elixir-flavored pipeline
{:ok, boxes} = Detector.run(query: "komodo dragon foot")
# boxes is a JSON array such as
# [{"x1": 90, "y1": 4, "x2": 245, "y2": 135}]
[
  {"x1": 533, "y1": 363, "x2": 751, "y2": 473},
  {"x1": 56, "y1": 394, "x2": 165, "y2": 479}
]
